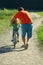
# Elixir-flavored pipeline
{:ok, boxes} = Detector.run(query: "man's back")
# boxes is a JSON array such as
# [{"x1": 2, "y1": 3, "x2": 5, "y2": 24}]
[{"x1": 14, "y1": 10, "x2": 32, "y2": 24}]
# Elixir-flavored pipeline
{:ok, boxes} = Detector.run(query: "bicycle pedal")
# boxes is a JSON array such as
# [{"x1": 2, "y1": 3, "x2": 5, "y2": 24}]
[{"x1": 17, "y1": 40, "x2": 19, "y2": 42}]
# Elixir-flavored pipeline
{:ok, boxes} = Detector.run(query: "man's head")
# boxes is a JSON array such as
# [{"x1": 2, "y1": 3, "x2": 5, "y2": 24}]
[{"x1": 18, "y1": 7, "x2": 24, "y2": 11}]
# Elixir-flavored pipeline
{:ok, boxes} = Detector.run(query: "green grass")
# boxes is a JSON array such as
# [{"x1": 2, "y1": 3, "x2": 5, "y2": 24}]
[
  {"x1": 36, "y1": 11, "x2": 43, "y2": 46},
  {"x1": 38, "y1": 26, "x2": 43, "y2": 45},
  {"x1": 0, "y1": 8, "x2": 18, "y2": 19},
  {"x1": 0, "y1": 8, "x2": 18, "y2": 34},
  {"x1": 36, "y1": 11, "x2": 43, "y2": 16}
]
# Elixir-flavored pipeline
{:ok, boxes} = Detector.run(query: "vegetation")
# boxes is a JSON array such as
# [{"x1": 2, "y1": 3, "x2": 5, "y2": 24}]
[
  {"x1": 0, "y1": 8, "x2": 18, "y2": 34},
  {"x1": 36, "y1": 11, "x2": 43, "y2": 17},
  {"x1": 36, "y1": 11, "x2": 43, "y2": 45},
  {"x1": 38, "y1": 26, "x2": 43, "y2": 45}
]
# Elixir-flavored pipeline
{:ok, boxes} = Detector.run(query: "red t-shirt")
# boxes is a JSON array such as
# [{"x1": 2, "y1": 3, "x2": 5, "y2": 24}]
[{"x1": 14, "y1": 10, "x2": 32, "y2": 24}]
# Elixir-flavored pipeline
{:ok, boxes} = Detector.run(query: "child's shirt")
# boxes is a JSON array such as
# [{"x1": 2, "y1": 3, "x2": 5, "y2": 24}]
[{"x1": 12, "y1": 23, "x2": 20, "y2": 30}]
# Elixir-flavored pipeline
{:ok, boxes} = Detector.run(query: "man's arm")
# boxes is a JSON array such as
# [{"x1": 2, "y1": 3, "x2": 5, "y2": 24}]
[{"x1": 10, "y1": 18, "x2": 15, "y2": 24}]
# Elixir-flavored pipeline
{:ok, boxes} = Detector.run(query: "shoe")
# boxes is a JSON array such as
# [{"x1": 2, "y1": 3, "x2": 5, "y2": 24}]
[
  {"x1": 21, "y1": 45, "x2": 24, "y2": 48},
  {"x1": 17, "y1": 40, "x2": 19, "y2": 42},
  {"x1": 11, "y1": 39, "x2": 13, "y2": 42},
  {"x1": 24, "y1": 44, "x2": 28, "y2": 50},
  {"x1": 14, "y1": 44, "x2": 16, "y2": 48}
]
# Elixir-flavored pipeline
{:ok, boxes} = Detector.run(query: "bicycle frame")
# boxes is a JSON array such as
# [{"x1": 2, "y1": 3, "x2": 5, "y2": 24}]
[{"x1": 13, "y1": 31, "x2": 17, "y2": 44}]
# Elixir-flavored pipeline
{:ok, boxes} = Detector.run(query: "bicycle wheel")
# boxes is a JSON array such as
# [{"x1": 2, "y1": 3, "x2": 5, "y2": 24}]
[{"x1": 13, "y1": 31, "x2": 17, "y2": 44}]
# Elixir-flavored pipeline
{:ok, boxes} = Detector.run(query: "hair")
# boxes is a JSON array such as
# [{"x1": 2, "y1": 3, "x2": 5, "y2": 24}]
[{"x1": 18, "y1": 7, "x2": 24, "y2": 11}]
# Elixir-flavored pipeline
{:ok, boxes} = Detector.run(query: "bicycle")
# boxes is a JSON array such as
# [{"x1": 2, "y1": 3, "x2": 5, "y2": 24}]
[{"x1": 13, "y1": 31, "x2": 18, "y2": 48}]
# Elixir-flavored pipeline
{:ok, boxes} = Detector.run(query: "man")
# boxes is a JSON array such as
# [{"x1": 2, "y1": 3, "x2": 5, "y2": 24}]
[{"x1": 12, "y1": 7, "x2": 33, "y2": 49}]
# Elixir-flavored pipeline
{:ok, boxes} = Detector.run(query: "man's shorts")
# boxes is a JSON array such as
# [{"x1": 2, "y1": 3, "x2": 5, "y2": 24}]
[{"x1": 21, "y1": 23, "x2": 33, "y2": 38}]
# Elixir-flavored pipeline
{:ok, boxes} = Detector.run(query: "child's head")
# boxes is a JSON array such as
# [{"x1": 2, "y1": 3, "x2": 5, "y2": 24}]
[
  {"x1": 14, "y1": 18, "x2": 20, "y2": 24},
  {"x1": 11, "y1": 18, "x2": 19, "y2": 24}
]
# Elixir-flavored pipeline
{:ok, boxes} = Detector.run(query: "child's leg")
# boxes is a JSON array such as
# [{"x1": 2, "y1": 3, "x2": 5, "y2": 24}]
[
  {"x1": 11, "y1": 28, "x2": 14, "y2": 41},
  {"x1": 17, "y1": 31, "x2": 19, "y2": 42},
  {"x1": 12, "y1": 30, "x2": 14, "y2": 39},
  {"x1": 13, "y1": 31, "x2": 17, "y2": 48}
]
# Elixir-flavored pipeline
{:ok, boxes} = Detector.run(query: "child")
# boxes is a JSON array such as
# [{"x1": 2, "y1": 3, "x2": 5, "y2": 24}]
[{"x1": 11, "y1": 18, "x2": 20, "y2": 48}]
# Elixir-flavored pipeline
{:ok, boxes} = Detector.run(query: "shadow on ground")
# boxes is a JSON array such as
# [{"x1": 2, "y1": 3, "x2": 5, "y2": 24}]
[{"x1": 0, "y1": 45, "x2": 25, "y2": 54}]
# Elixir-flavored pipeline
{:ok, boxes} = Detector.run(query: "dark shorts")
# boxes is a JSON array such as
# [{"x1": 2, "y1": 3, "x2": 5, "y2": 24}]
[{"x1": 21, "y1": 23, "x2": 33, "y2": 38}]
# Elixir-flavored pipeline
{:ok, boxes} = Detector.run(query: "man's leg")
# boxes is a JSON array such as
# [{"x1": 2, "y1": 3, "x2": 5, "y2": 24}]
[
  {"x1": 27, "y1": 37, "x2": 30, "y2": 43},
  {"x1": 21, "y1": 24, "x2": 29, "y2": 49},
  {"x1": 27, "y1": 24, "x2": 32, "y2": 44},
  {"x1": 22, "y1": 36, "x2": 29, "y2": 49},
  {"x1": 22, "y1": 37, "x2": 26, "y2": 46},
  {"x1": 21, "y1": 24, "x2": 26, "y2": 46}
]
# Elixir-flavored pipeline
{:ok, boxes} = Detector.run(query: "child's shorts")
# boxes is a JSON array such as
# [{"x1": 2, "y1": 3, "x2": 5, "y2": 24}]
[
  {"x1": 21, "y1": 23, "x2": 33, "y2": 38},
  {"x1": 13, "y1": 28, "x2": 19, "y2": 36}
]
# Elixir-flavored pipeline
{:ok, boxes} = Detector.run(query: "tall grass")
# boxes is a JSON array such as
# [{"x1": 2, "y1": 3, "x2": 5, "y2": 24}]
[
  {"x1": 36, "y1": 11, "x2": 43, "y2": 45},
  {"x1": 0, "y1": 8, "x2": 18, "y2": 34},
  {"x1": 0, "y1": 8, "x2": 18, "y2": 19},
  {"x1": 38, "y1": 26, "x2": 43, "y2": 45}
]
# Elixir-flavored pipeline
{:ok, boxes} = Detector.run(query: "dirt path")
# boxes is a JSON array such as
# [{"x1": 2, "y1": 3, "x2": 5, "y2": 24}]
[{"x1": 0, "y1": 13, "x2": 43, "y2": 65}]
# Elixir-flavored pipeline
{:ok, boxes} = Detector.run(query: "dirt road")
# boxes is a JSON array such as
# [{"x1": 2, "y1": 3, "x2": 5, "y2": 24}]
[{"x1": 0, "y1": 13, "x2": 43, "y2": 65}]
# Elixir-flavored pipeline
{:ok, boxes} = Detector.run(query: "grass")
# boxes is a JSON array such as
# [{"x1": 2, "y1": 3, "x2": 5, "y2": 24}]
[
  {"x1": 0, "y1": 8, "x2": 18, "y2": 34},
  {"x1": 36, "y1": 11, "x2": 43, "y2": 46},
  {"x1": 38, "y1": 26, "x2": 43, "y2": 45},
  {"x1": 35, "y1": 11, "x2": 43, "y2": 17}
]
